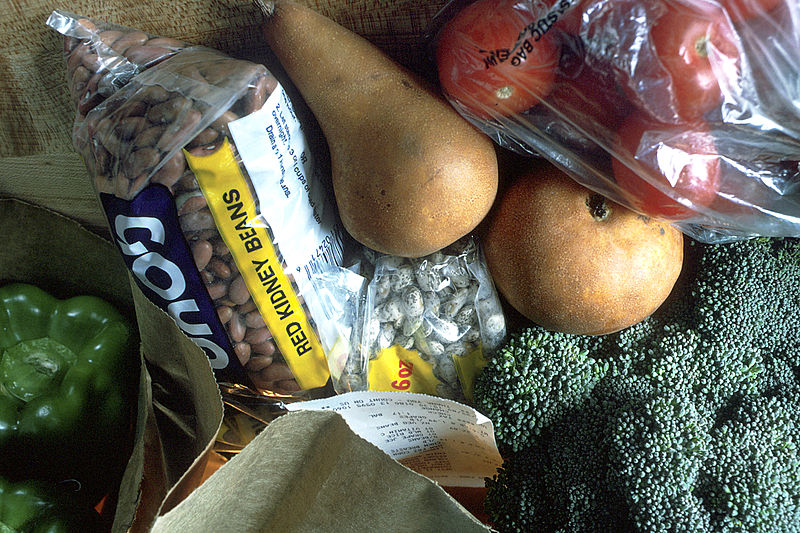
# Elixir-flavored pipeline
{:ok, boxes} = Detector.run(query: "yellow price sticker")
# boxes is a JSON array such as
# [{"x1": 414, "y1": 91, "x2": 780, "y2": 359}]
[{"x1": 368, "y1": 346, "x2": 440, "y2": 395}]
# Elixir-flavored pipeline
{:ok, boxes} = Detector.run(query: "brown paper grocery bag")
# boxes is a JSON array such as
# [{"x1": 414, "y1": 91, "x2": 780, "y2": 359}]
[
  {"x1": 128, "y1": 282, "x2": 225, "y2": 525},
  {"x1": 151, "y1": 409, "x2": 491, "y2": 533},
  {"x1": 0, "y1": 198, "x2": 223, "y2": 532}
]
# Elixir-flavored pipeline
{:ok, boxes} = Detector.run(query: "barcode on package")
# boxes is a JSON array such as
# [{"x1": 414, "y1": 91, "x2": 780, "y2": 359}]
[{"x1": 301, "y1": 224, "x2": 346, "y2": 281}]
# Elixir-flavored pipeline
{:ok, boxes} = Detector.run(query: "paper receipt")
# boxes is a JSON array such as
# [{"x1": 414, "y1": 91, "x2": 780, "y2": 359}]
[{"x1": 285, "y1": 391, "x2": 503, "y2": 487}]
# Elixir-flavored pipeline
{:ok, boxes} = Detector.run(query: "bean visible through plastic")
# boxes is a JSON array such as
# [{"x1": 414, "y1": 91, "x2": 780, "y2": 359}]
[{"x1": 339, "y1": 243, "x2": 506, "y2": 400}]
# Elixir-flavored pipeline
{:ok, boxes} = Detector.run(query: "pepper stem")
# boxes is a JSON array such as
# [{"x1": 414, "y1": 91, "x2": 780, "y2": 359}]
[{"x1": 0, "y1": 338, "x2": 76, "y2": 402}]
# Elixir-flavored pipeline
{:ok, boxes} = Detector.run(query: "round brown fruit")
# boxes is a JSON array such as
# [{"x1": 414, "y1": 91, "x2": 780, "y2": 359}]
[{"x1": 482, "y1": 160, "x2": 684, "y2": 335}]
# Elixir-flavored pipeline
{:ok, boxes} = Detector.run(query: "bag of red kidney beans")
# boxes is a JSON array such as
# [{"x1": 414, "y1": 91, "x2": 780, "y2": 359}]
[{"x1": 47, "y1": 10, "x2": 349, "y2": 397}]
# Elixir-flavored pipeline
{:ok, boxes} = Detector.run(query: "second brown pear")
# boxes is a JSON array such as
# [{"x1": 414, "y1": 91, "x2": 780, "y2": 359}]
[{"x1": 259, "y1": 0, "x2": 498, "y2": 257}]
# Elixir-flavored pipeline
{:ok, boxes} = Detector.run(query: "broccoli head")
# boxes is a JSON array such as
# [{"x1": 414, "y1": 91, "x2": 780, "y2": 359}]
[{"x1": 476, "y1": 237, "x2": 800, "y2": 532}]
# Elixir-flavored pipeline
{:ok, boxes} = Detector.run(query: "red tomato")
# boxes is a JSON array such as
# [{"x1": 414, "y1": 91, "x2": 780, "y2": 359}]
[
  {"x1": 612, "y1": 113, "x2": 721, "y2": 220},
  {"x1": 547, "y1": 43, "x2": 632, "y2": 134},
  {"x1": 554, "y1": 0, "x2": 610, "y2": 34},
  {"x1": 718, "y1": 0, "x2": 782, "y2": 22},
  {"x1": 647, "y1": 2, "x2": 742, "y2": 122},
  {"x1": 553, "y1": 0, "x2": 591, "y2": 34},
  {"x1": 520, "y1": 60, "x2": 632, "y2": 156},
  {"x1": 436, "y1": 0, "x2": 562, "y2": 119}
]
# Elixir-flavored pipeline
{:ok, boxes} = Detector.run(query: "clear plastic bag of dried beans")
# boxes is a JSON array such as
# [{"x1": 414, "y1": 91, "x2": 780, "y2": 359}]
[
  {"x1": 321, "y1": 237, "x2": 507, "y2": 403},
  {"x1": 47, "y1": 10, "x2": 348, "y2": 396}
]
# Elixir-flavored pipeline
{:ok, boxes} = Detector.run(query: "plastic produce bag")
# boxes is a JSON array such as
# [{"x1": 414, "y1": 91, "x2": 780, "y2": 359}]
[
  {"x1": 319, "y1": 237, "x2": 507, "y2": 402},
  {"x1": 47, "y1": 11, "x2": 348, "y2": 396},
  {"x1": 430, "y1": 0, "x2": 800, "y2": 242}
]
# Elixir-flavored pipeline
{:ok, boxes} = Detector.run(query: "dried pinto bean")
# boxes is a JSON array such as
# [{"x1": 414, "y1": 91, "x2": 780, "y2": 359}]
[
  {"x1": 179, "y1": 208, "x2": 216, "y2": 232},
  {"x1": 90, "y1": 142, "x2": 111, "y2": 174},
  {"x1": 146, "y1": 96, "x2": 192, "y2": 124},
  {"x1": 177, "y1": 191, "x2": 208, "y2": 215},
  {"x1": 228, "y1": 276, "x2": 251, "y2": 306},
  {"x1": 97, "y1": 30, "x2": 124, "y2": 47},
  {"x1": 81, "y1": 52, "x2": 104, "y2": 72},
  {"x1": 115, "y1": 116, "x2": 149, "y2": 140},
  {"x1": 252, "y1": 341, "x2": 276, "y2": 357},
  {"x1": 76, "y1": 18, "x2": 97, "y2": 32},
  {"x1": 111, "y1": 31, "x2": 148, "y2": 54},
  {"x1": 212, "y1": 238, "x2": 230, "y2": 257},
  {"x1": 244, "y1": 326, "x2": 272, "y2": 345},
  {"x1": 151, "y1": 152, "x2": 187, "y2": 190},
  {"x1": 191, "y1": 240, "x2": 213, "y2": 270},
  {"x1": 145, "y1": 37, "x2": 186, "y2": 49},
  {"x1": 140, "y1": 85, "x2": 170, "y2": 105},
  {"x1": 123, "y1": 44, "x2": 176, "y2": 67},
  {"x1": 124, "y1": 173, "x2": 151, "y2": 199},
  {"x1": 175, "y1": 172, "x2": 200, "y2": 193},
  {"x1": 207, "y1": 281, "x2": 229, "y2": 301},
  {"x1": 240, "y1": 74, "x2": 276, "y2": 115},
  {"x1": 123, "y1": 146, "x2": 160, "y2": 177},
  {"x1": 200, "y1": 270, "x2": 215, "y2": 285},
  {"x1": 210, "y1": 110, "x2": 239, "y2": 136},
  {"x1": 208, "y1": 257, "x2": 232, "y2": 279},
  {"x1": 237, "y1": 299, "x2": 256, "y2": 315},
  {"x1": 261, "y1": 361, "x2": 294, "y2": 383},
  {"x1": 228, "y1": 312, "x2": 246, "y2": 343},
  {"x1": 70, "y1": 66, "x2": 91, "y2": 95},
  {"x1": 67, "y1": 42, "x2": 90, "y2": 72},
  {"x1": 275, "y1": 380, "x2": 301, "y2": 393},
  {"x1": 245, "y1": 355, "x2": 273, "y2": 373},
  {"x1": 157, "y1": 109, "x2": 202, "y2": 151},
  {"x1": 234, "y1": 342, "x2": 252, "y2": 366},
  {"x1": 245, "y1": 311, "x2": 266, "y2": 330},
  {"x1": 77, "y1": 79, "x2": 105, "y2": 115},
  {"x1": 187, "y1": 144, "x2": 220, "y2": 158},
  {"x1": 217, "y1": 305, "x2": 233, "y2": 324},
  {"x1": 132, "y1": 124, "x2": 164, "y2": 147},
  {"x1": 94, "y1": 174, "x2": 115, "y2": 194},
  {"x1": 125, "y1": 100, "x2": 150, "y2": 117},
  {"x1": 186, "y1": 128, "x2": 220, "y2": 149},
  {"x1": 199, "y1": 61, "x2": 237, "y2": 84}
]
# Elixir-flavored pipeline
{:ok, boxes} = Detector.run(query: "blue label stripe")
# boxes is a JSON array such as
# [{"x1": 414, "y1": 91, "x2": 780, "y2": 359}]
[{"x1": 100, "y1": 185, "x2": 249, "y2": 386}]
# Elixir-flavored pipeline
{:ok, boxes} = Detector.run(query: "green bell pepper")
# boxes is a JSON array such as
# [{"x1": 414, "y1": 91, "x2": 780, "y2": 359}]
[
  {"x1": 0, "y1": 477, "x2": 103, "y2": 533},
  {"x1": 0, "y1": 283, "x2": 138, "y2": 506}
]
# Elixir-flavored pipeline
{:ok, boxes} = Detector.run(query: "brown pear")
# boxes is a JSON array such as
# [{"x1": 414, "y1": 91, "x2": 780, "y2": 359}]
[{"x1": 259, "y1": 0, "x2": 498, "y2": 257}]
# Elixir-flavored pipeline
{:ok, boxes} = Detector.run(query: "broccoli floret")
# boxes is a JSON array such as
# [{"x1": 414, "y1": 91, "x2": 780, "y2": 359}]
[
  {"x1": 473, "y1": 327, "x2": 607, "y2": 452},
  {"x1": 484, "y1": 445, "x2": 554, "y2": 533},
  {"x1": 700, "y1": 394, "x2": 800, "y2": 532},
  {"x1": 476, "y1": 237, "x2": 800, "y2": 532},
  {"x1": 605, "y1": 389, "x2": 713, "y2": 532},
  {"x1": 544, "y1": 378, "x2": 648, "y2": 533},
  {"x1": 641, "y1": 327, "x2": 764, "y2": 416},
  {"x1": 690, "y1": 238, "x2": 800, "y2": 355}
]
